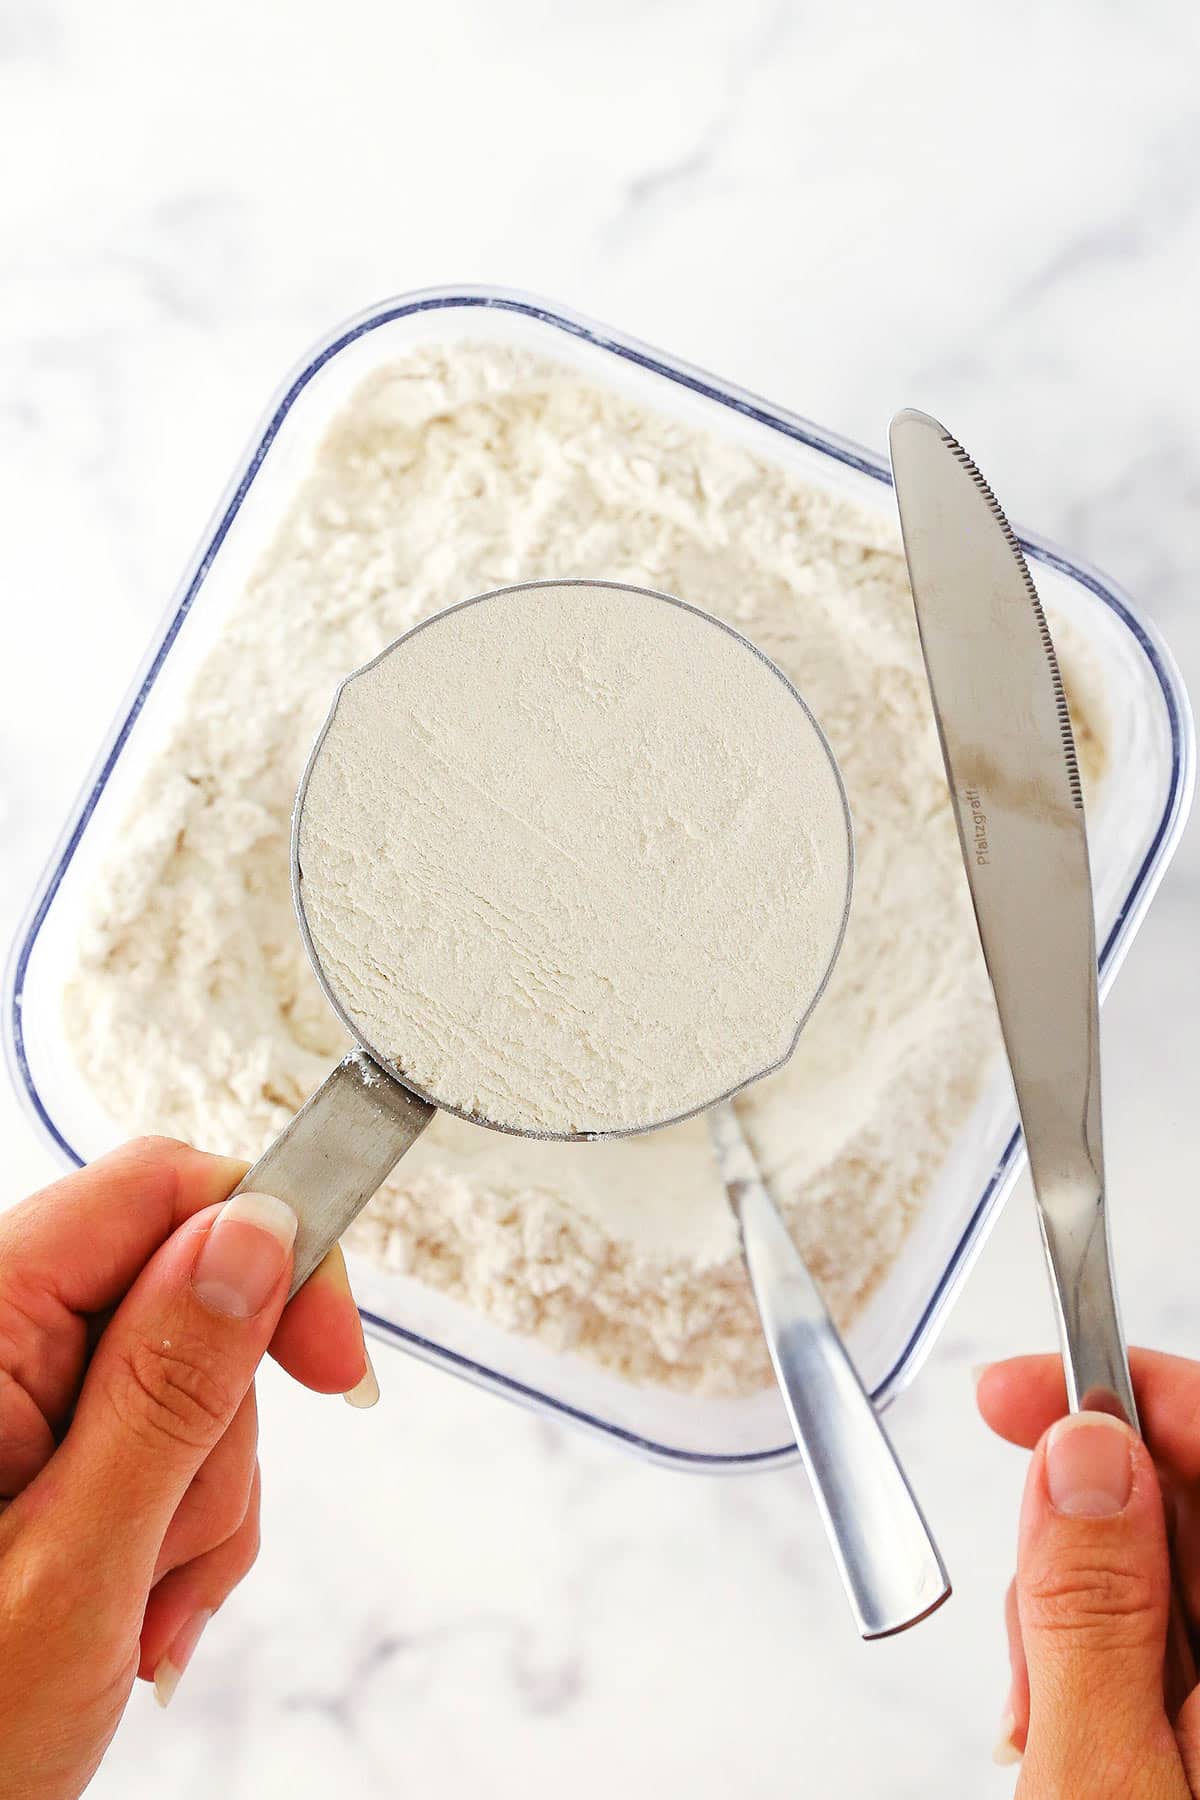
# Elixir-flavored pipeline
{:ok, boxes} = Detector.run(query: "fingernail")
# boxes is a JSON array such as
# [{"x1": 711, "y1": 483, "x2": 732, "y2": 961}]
[
  {"x1": 310, "y1": 1247, "x2": 377, "y2": 1408},
  {"x1": 344, "y1": 1348, "x2": 380, "y2": 1409},
  {"x1": 154, "y1": 1609, "x2": 212, "y2": 1708},
  {"x1": 1046, "y1": 1411, "x2": 1134, "y2": 1517},
  {"x1": 992, "y1": 1706, "x2": 1021, "y2": 1765},
  {"x1": 192, "y1": 1192, "x2": 297, "y2": 1319},
  {"x1": 971, "y1": 1362, "x2": 989, "y2": 1391}
]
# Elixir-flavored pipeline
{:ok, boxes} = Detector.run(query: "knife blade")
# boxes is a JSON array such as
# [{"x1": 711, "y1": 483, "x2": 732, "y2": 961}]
[{"x1": 887, "y1": 407, "x2": 1134, "y2": 1423}]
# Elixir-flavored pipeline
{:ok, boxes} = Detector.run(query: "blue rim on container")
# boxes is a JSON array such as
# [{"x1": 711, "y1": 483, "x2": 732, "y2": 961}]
[{"x1": 5, "y1": 286, "x2": 1195, "y2": 1471}]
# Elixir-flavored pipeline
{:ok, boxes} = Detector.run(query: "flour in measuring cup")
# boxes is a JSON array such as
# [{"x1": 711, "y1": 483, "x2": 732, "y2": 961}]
[{"x1": 296, "y1": 582, "x2": 850, "y2": 1138}]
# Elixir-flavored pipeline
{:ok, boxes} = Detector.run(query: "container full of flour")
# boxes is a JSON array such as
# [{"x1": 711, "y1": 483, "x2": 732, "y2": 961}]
[{"x1": 9, "y1": 291, "x2": 1188, "y2": 1465}]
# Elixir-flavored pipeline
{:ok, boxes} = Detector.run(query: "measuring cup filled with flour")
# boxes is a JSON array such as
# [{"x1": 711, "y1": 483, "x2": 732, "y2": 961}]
[
  {"x1": 234, "y1": 577, "x2": 948, "y2": 1637},
  {"x1": 236, "y1": 577, "x2": 852, "y2": 1281}
]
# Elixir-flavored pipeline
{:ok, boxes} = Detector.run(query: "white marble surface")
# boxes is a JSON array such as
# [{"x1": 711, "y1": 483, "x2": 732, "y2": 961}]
[{"x1": 2, "y1": 2, "x2": 1199, "y2": 1793}]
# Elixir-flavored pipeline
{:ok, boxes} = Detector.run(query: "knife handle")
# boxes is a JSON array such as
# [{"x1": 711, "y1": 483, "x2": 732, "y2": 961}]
[
  {"x1": 1037, "y1": 1190, "x2": 1137, "y2": 1422},
  {"x1": 1039, "y1": 1197, "x2": 1196, "y2": 1717},
  {"x1": 705, "y1": 1100, "x2": 950, "y2": 1639},
  {"x1": 734, "y1": 1175, "x2": 951, "y2": 1637}
]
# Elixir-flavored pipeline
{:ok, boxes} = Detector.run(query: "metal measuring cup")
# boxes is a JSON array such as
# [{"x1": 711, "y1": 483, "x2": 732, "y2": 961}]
[
  {"x1": 233, "y1": 579, "x2": 947, "y2": 1635},
  {"x1": 234, "y1": 577, "x2": 844, "y2": 1282}
]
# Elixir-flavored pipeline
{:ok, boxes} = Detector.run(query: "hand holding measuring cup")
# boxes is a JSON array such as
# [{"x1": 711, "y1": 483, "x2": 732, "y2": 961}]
[
  {"x1": 0, "y1": 578, "x2": 931, "y2": 1800},
  {"x1": 0, "y1": 1137, "x2": 369, "y2": 1800}
]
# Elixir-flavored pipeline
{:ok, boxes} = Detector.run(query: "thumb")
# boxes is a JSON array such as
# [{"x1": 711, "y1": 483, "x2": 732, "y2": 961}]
[
  {"x1": 1017, "y1": 1411, "x2": 1182, "y2": 1792},
  {"x1": 36, "y1": 1191, "x2": 296, "y2": 1594}
]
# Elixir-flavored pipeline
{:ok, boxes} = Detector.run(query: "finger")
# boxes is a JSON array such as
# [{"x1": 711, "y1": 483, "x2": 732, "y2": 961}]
[
  {"x1": 0, "y1": 1370, "x2": 56, "y2": 1497},
  {"x1": 980, "y1": 1350, "x2": 1200, "y2": 1483},
  {"x1": 1175, "y1": 1682, "x2": 1200, "y2": 1790},
  {"x1": 1016, "y1": 1413, "x2": 1179, "y2": 1789},
  {"x1": 981, "y1": 1353, "x2": 1200, "y2": 1645},
  {"x1": 154, "y1": 1389, "x2": 257, "y2": 1584},
  {"x1": 0, "y1": 1140, "x2": 247, "y2": 1423},
  {"x1": 269, "y1": 1245, "x2": 378, "y2": 1403},
  {"x1": 1165, "y1": 1486, "x2": 1200, "y2": 1643},
  {"x1": 138, "y1": 1465, "x2": 262, "y2": 1707},
  {"x1": 996, "y1": 1577, "x2": 1029, "y2": 1763},
  {"x1": 976, "y1": 1354, "x2": 1068, "y2": 1448},
  {"x1": 1, "y1": 1138, "x2": 248, "y2": 1312},
  {"x1": 20, "y1": 1191, "x2": 294, "y2": 1597}
]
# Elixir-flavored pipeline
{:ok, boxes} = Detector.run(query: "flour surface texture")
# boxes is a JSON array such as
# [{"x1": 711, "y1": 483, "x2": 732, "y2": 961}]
[
  {"x1": 297, "y1": 584, "x2": 850, "y2": 1138},
  {"x1": 65, "y1": 343, "x2": 1100, "y2": 1391}
]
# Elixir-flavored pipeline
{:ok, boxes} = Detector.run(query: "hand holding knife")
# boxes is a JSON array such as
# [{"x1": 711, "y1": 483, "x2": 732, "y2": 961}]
[{"x1": 888, "y1": 408, "x2": 1195, "y2": 1715}]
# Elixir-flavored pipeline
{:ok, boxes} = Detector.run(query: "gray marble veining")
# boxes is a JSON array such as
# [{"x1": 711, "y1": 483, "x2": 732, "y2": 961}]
[{"x1": 1, "y1": 3, "x2": 1197, "y2": 1794}]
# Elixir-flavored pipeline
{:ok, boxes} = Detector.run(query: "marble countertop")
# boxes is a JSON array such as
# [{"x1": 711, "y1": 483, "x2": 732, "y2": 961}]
[{"x1": 2, "y1": 2, "x2": 1199, "y2": 1793}]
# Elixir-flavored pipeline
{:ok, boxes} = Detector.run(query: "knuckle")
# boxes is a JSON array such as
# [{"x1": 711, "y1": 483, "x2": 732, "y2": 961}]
[
  {"x1": 238, "y1": 1511, "x2": 262, "y2": 1580},
  {"x1": 123, "y1": 1133, "x2": 192, "y2": 1172},
  {"x1": 180, "y1": 1478, "x2": 247, "y2": 1562},
  {"x1": 2, "y1": 1537, "x2": 64, "y2": 1628},
  {"x1": 236, "y1": 1471, "x2": 262, "y2": 1577},
  {"x1": 212, "y1": 1509, "x2": 261, "y2": 1610},
  {"x1": 1024, "y1": 1554, "x2": 1161, "y2": 1649},
  {"x1": 106, "y1": 1135, "x2": 193, "y2": 1210},
  {"x1": 108, "y1": 1329, "x2": 235, "y2": 1452},
  {"x1": 209, "y1": 1480, "x2": 251, "y2": 1552},
  {"x1": 1, "y1": 1535, "x2": 110, "y2": 1659},
  {"x1": 129, "y1": 1133, "x2": 189, "y2": 1154}
]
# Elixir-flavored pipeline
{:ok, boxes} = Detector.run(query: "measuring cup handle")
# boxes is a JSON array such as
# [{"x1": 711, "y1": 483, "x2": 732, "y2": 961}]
[
  {"x1": 735, "y1": 1175, "x2": 951, "y2": 1638},
  {"x1": 234, "y1": 1049, "x2": 435, "y2": 1298}
]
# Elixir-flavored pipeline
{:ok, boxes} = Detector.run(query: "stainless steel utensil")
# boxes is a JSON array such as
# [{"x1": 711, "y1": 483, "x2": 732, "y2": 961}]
[
  {"x1": 889, "y1": 408, "x2": 1195, "y2": 1708},
  {"x1": 236, "y1": 1048, "x2": 435, "y2": 1295},
  {"x1": 236, "y1": 579, "x2": 853, "y2": 1300},
  {"x1": 889, "y1": 408, "x2": 1132, "y2": 1418},
  {"x1": 709, "y1": 1102, "x2": 951, "y2": 1637}
]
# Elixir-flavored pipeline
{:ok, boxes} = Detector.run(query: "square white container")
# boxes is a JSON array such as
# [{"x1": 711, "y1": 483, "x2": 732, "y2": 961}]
[{"x1": 6, "y1": 287, "x2": 1194, "y2": 1469}]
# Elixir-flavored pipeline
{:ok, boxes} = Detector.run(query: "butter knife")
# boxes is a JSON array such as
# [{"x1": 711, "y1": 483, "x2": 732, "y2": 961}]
[{"x1": 889, "y1": 408, "x2": 1194, "y2": 1707}]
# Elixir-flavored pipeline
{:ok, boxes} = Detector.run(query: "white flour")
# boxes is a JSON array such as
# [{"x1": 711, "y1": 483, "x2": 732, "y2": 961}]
[
  {"x1": 63, "y1": 344, "x2": 1103, "y2": 1391},
  {"x1": 297, "y1": 583, "x2": 850, "y2": 1138}
]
